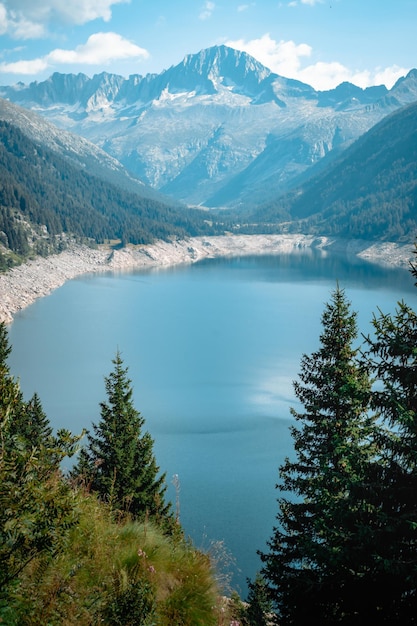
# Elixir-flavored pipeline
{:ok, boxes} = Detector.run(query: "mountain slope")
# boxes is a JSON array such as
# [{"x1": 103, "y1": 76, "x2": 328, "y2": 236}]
[
  {"x1": 249, "y1": 101, "x2": 417, "y2": 242},
  {"x1": 3, "y1": 46, "x2": 416, "y2": 210},
  {"x1": 0, "y1": 97, "x2": 182, "y2": 207},
  {"x1": 0, "y1": 119, "x2": 220, "y2": 269}
]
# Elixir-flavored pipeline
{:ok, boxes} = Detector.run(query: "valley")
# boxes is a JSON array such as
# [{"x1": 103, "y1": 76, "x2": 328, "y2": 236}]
[
  {"x1": 2, "y1": 45, "x2": 417, "y2": 211},
  {"x1": 2, "y1": 22, "x2": 417, "y2": 621}
]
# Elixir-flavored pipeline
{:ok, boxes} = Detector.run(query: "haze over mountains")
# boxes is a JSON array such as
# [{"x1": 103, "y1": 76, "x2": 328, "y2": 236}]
[
  {"x1": 0, "y1": 43, "x2": 416, "y2": 260},
  {"x1": 249, "y1": 100, "x2": 417, "y2": 242},
  {"x1": 2, "y1": 45, "x2": 417, "y2": 212},
  {"x1": 0, "y1": 112, "x2": 220, "y2": 269}
]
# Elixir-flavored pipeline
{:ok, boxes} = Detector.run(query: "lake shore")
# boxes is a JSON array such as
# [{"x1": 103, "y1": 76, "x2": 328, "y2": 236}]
[{"x1": 1, "y1": 234, "x2": 415, "y2": 324}]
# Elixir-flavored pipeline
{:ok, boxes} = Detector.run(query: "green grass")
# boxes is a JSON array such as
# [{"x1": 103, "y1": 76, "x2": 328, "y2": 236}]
[{"x1": 5, "y1": 491, "x2": 227, "y2": 625}]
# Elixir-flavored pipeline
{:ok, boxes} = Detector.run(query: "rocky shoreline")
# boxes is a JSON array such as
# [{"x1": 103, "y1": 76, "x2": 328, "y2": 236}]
[{"x1": 1, "y1": 234, "x2": 415, "y2": 324}]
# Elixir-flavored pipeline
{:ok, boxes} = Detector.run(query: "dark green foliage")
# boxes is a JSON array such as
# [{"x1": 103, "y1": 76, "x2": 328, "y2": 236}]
[
  {"x1": 0, "y1": 322, "x2": 25, "y2": 442},
  {"x1": 101, "y1": 564, "x2": 156, "y2": 626},
  {"x1": 248, "y1": 101, "x2": 417, "y2": 242},
  {"x1": 0, "y1": 206, "x2": 30, "y2": 256},
  {"x1": 0, "y1": 439, "x2": 79, "y2": 591},
  {"x1": 245, "y1": 573, "x2": 273, "y2": 625},
  {"x1": 359, "y1": 292, "x2": 417, "y2": 621},
  {"x1": 73, "y1": 351, "x2": 172, "y2": 524},
  {"x1": 261, "y1": 286, "x2": 381, "y2": 624},
  {"x1": 0, "y1": 120, "x2": 223, "y2": 266},
  {"x1": 0, "y1": 323, "x2": 80, "y2": 595},
  {"x1": 8, "y1": 392, "x2": 52, "y2": 447},
  {"x1": 0, "y1": 321, "x2": 11, "y2": 370}
]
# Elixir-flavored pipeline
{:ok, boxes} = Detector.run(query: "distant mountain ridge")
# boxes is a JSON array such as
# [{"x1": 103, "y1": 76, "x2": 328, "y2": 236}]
[
  {"x1": 0, "y1": 108, "x2": 221, "y2": 269},
  {"x1": 248, "y1": 100, "x2": 417, "y2": 242},
  {"x1": 0, "y1": 97, "x2": 183, "y2": 208},
  {"x1": 3, "y1": 45, "x2": 417, "y2": 210}
]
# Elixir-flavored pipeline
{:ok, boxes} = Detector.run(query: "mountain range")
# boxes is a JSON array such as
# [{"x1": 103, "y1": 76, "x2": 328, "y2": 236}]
[
  {"x1": 0, "y1": 44, "x2": 417, "y2": 258},
  {"x1": 3, "y1": 45, "x2": 417, "y2": 211},
  {"x1": 0, "y1": 113, "x2": 220, "y2": 269},
  {"x1": 248, "y1": 100, "x2": 417, "y2": 242}
]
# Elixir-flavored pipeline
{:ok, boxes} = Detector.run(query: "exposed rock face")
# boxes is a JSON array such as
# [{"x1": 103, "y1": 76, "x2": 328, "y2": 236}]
[
  {"x1": 2, "y1": 46, "x2": 416, "y2": 209},
  {"x1": 1, "y1": 236, "x2": 413, "y2": 324}
]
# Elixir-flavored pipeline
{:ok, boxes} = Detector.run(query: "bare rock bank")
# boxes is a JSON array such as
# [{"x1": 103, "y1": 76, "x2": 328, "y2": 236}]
[{"x1": 1, "y1": 234, "x2": 415, "y2": 324}]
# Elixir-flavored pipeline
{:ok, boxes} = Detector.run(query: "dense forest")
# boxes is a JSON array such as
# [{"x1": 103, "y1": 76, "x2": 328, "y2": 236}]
[
  {"x1": 2, "y1": 99, "x2": 417, "y2": 274},
  {"x1": 2, "y1": 244, "x2": 417, "y2": 624},
  {"x1": 242, "y1": 101, "x2": 417, "y2": 242},
  {"x1": 0, "y1": 120, "x2": 226, "y2": 270}
]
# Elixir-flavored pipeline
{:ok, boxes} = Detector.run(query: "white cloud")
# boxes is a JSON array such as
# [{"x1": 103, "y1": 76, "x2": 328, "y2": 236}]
[
  {"x1": 0, "y1": 4, "x2": 8, "y2": 34},
  {"x1": 289, "y1": 0, "x2": 324, "y2": 5},
  {"x1": 296, "y1": 61, "x2": 408, "y2": 90},
  {"x1": 0, "y1": 57, "x2": 48, "y2": 74},
  {"x1": 0, "y1": 2, "x2": 46, "y2": 39},
  {"x1": 10, "y1": 16, "x2": 46, "y2": 39},
  {"x1": 0, "y1": 0, "x2": 128, "y2": 39},
  {"x1": 48, "y1": 32, "x2": 149, "y2": 65},
  {"x1": 199, "y1": 1, "x2": 215, "y2": 20},
  {"x1": 373, "y1": 65, "x2": 407, "y2": 89},
  {"x1": 6, "y1": 0, "x2": 128, "y2": 23},
  {"x1": 0, "y1": 32, "x2": 149, "y2": 75},
  {"x1": 226, "y1": 33, "x2": 312, "y2": 77},
  {"x1": 225, "y1": 33, "x2": 409, "y2": 89}
]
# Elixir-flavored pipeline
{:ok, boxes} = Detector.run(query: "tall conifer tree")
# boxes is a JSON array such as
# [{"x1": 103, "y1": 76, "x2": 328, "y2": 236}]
[
  {"x1": 0, "y1": 322, "x2": 24, "y2": 429},
  {"x1": 362, "y1": 294, "x2": 417, "y2": 621},
  {"x1": 0, "y1": 323, "x2": 79, "y2": 594},
  {"x1": 261, "y1": 286, "x2": 380, "y2": 624},
  {"x1": 73, "y1": 351, "x2": 171, "y2": 524}
]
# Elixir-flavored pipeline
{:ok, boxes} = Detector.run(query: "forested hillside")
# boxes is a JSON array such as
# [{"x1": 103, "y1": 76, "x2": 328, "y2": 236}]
[
  {"x1": 4, "y1": 47, "x2": 417, "y2": 210},
  {"x1": 246, "y1": 101, "x2": 417, "y2": 242},
  {"x1": 0, "y1": 324, "x2": 244, "y2": 625},
  {"x1": 0, "y1": 120, "x2": 222, "y2": 270}
]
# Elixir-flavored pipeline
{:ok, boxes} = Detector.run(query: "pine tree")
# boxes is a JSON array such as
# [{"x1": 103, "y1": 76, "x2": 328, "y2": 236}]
[
  {"x1": 73, "y1": 351, "x2": 171, "y2": 524},
  {"x1": 361, "y1": 295, "x2": 417, "y2": 621},
  {"x1": 261, "y1": 286, "x2": 380, "y2": 624},
  {"x1": 245, "y1": 573, "x2": 273, "y2": 626},
  {"x1": 0, "y1": 322, "x2": 24, "y2": 428},
  {"x1": 0, "y1": 322, "x2": 11, "y2": 368},
  {"x1": 0, "y1": 324, "x2": 79, "y2": 595},
  {"x1": 9, "y1": 392, "x2": 52, "y2": 447}
]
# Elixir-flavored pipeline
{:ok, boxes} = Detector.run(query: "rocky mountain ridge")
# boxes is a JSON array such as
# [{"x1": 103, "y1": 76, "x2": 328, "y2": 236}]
[
  {"x1": 247, "y1": 100, "x2": 417, "y2": 242},
  {"x1": 0, "y1": 97, "x2": 178, "y2": 206},
  {"x1": 3, "y1": 46, "x2": 417, "y2": 210}
]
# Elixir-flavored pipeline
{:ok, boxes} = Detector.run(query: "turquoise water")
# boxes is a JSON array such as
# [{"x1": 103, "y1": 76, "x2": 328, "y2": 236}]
[{"x1": 8, "y1": 250, "x2": 417, "y2": 594}]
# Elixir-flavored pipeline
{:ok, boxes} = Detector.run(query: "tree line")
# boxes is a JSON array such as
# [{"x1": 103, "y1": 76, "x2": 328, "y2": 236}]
[
  {"x1": 0, "y1": 120, "x2": 223, "y2": 270},
  {"x1": 0, "y1": 330, "x2": 227, "y2": 624},
  {"x1": 256, "y1": 242, "x2": 417, "y2": 624}
]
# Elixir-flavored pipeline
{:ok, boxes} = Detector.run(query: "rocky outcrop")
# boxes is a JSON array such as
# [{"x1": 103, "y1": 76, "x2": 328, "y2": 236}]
[{"x1": 1, "y1": 235, "x2": 414, "y2": 324}]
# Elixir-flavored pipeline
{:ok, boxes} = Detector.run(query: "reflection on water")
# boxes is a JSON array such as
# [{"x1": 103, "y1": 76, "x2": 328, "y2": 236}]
[{"x1": 9, "y1": 252, "x2": 417, "y2": 594}]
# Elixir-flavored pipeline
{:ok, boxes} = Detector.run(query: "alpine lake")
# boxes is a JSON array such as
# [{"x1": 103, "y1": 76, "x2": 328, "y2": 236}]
[{"x1": 9, "y1": 248, "x2": 417, "y2": 594}]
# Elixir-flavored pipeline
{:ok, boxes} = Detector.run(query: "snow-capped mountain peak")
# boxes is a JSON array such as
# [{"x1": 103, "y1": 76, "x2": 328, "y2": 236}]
[{"x1": 0, "y1": 45, "x2": 415, "y2": 210}]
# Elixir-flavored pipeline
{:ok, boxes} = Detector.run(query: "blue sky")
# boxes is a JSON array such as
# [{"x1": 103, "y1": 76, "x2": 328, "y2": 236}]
[{"x1": 0, "y1": 0, "x2": 415, "y2": 90}]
